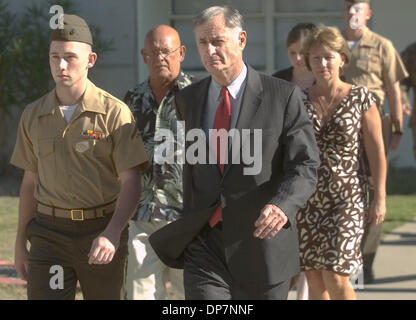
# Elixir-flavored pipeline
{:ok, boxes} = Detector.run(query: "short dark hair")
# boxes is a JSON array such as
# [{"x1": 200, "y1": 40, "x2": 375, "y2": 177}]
[{"x1": 286, "y1": 23, "x2": 316, "y2": 47}]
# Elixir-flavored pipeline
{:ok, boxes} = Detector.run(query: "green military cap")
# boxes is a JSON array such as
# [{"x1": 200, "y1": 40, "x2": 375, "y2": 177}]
[{"x1": 50, "y1": 14, "x2": 93, "y2": 46}]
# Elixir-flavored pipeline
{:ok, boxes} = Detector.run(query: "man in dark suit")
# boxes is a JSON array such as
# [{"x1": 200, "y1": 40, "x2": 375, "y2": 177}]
[{"x1": 149, "y1": 5, "x2": 319, "y2": 299}]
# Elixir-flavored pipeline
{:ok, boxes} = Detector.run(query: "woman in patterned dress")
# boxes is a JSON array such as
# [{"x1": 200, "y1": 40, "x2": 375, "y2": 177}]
[{"x1": 296, "y1": 25, "x2": 386, "y2": 300}]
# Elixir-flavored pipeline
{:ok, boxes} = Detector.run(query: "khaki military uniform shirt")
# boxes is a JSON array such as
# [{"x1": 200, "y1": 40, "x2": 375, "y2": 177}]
[
  {"x1": 343, "y1": 27, "x2": 408, "y2": 109},
  {"x1": 10, "y1": 79, "x2": 149, "y2": 209}
]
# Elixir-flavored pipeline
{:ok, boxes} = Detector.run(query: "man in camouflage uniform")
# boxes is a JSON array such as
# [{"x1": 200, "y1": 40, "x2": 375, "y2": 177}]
[
  {"x1": 123, "y1": 25, "x2": 196, "y2": 300},
  {"x1": 342, "y1": 0, "x2": 409, "y2": 283},
  {"x1": 401, "y1": 42, "x2": 416, "y2": 160}
]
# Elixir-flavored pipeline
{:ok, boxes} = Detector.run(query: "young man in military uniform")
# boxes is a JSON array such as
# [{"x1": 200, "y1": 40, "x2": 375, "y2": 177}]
[
  {"x1": 123, "y1": 25, "x2": 196, "y2": 300},
  {"x1": 11, "y1": 14, "x2": 149, "y2": 300},
  {"x1": 401, "y1": 42, "x2": 416, "y2": 160},
  {"x1": 342, "y1": 0, "x2": 409, "y2": 283}
]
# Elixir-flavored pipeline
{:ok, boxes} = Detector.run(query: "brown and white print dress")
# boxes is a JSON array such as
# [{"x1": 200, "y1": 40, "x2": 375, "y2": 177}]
[{"x1": 296, "y1": 85, "x2": 375, "y2": 276}]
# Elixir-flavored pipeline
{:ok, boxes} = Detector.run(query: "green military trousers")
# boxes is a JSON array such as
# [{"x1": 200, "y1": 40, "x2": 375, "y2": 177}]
[{"x1": 26, "y1": 212, "x2": 128, "y2": 300}]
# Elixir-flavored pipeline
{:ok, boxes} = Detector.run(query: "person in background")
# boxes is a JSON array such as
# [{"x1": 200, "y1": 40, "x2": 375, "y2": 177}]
[
  {"x1": 298, "y1": 25, "x2": 386, "y2": 300},
  {"x1": 400, "y1": 41, "x2": 416, "y2": 159},
  {"x1": 273, "y1": 23, "x2": 316, "y2": 91},
  {"x1": 123, "y1": 25, "x2": 196, "y2": 300},
  {"x1": 341, "y1": 0, "x2": 408, "y2": 284},
  {"x1": 273, "y1": 22, "x2": 316, "y2": 300}
]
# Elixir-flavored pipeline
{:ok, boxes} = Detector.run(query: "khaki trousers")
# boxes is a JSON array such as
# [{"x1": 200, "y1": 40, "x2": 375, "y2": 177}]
[
  {"x1": 360, "y1": 113, "x2": 391, "y2": 274},
  {"x1": 361, "y1": 218, "x2": 383, "y2": 274},
  {"x1": 126, "y1": 220, "x2": 184, "y2": 300}
]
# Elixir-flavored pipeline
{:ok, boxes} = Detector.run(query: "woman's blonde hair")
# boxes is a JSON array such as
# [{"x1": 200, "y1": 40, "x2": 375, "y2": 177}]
[{"x1": 302, "y1": 25, "x2": 351, "y2": 71}]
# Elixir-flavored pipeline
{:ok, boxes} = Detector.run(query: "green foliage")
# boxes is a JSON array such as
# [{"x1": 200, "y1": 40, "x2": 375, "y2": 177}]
[
  {"x1": 386, "y1": 158, "x2": 416, "y2": 195},
  {"x1": 0, "y1": 0, "x2": 113, "y2": 115},
  {"x1": 0, "y1": 1, "x2": 18, "y2": 113},
  {"x1": 383, "y1": 195, "x2": 416, "y2": 235}
]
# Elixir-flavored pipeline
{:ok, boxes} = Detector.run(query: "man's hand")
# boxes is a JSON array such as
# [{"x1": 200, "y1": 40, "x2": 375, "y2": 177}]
[
  {"x1": 87, "y1": 166, "x2": 142, "y2": 265},
  {"x1": 15, "y1": 170, "x2": 37, "y2": 280},
  {"x1": 14, "y1": 242, "x2": 29, "y2": 280},
  {"x1": 403, "y1": 103, "x2": 412, "y2": 116},
  {"x1": 385, "y1": 80, "x2": 404, "y2": 153},
  {"x1": 88, "y1": 231, "x2": 120, "y2": 265},
  {"x1": 254, "y1": 204, "x2": 288, "y2": 239}
]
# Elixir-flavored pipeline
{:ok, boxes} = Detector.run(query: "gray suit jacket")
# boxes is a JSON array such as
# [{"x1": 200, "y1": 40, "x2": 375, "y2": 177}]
[{"x1": 150, "y1": 65, "x2": 319, "y2": 291}]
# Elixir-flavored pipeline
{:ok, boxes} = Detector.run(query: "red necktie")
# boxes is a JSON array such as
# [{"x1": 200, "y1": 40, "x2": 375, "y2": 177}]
[{"x1": 209, "y1": 87, "x2": 231, "y2": 227}]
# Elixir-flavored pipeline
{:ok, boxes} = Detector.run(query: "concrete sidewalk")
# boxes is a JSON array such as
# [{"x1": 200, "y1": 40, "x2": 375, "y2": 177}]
[{"x1": 289, "y1": 220, "x2": 416, "y2": 300}]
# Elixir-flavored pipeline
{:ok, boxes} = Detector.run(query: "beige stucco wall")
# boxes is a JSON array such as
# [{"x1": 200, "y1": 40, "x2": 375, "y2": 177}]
[{"x1": 3, "y1": 0, "x2": 416, "y2": 169}]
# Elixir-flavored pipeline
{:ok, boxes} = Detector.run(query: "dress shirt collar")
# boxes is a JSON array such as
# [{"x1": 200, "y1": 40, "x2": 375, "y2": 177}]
[{"x1": 210, "y1": 63, "x2": 248, "y2": 101}]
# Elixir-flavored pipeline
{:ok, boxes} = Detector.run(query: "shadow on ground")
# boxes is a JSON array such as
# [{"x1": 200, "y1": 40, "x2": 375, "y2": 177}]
[
  {"x1": 371, "y1": 274, "x2": 416, "y2": 284},
  {"x1": 359, "y1": 288, "x2": 416, "y2": 293},
  {"x1": 381, "y1": 230, "x2": 416, "y2": 246}
]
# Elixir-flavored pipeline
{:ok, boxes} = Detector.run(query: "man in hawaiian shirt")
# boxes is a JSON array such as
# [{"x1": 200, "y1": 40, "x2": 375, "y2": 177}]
[{"x1": 123, "y1": 25, "x2": 196, "y2": 300}]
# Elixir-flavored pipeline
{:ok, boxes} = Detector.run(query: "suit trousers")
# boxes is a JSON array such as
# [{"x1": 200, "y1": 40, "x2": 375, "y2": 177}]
[
  {"x1": 126, "y1": 220, "x2": 184, "y2": 300},
  {"x1": 26, "y1": 212, "x2": 128, "y2": 300},
  {"x1": 183, "y1": 223, "x2": 290, "y2": 300},
  {"x1": 361, "y1": 190, "x2": 383, "y2": 274}
]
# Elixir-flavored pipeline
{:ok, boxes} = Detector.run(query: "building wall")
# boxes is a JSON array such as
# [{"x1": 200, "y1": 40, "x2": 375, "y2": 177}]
[
  {"x1": 77, "y1": 0, "x2": 139, "y2": 99},
  {"x1": 4, "y1": 0, "x2": 416, "y2": 168},
  {"x1": 136, "y1": 0, "x2": 170, "y2": 81}
]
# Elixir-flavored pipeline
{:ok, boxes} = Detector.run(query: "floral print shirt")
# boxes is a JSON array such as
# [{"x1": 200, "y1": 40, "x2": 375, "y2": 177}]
[{"x1": 123, "y1": 71, "x2": 195, "y2": 221}]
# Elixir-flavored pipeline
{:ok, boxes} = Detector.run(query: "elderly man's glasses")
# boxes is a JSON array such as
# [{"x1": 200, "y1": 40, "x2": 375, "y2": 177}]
[{"x1": 144, "y1": 46, "x2": 181, "y2": 60}]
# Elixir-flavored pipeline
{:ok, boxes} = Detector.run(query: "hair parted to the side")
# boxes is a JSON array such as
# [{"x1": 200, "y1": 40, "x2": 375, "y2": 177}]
[
  {"x1": 286, "y1": 23, "x2": 316, "y2": 47},
  {"x1": 302, "y1": 25, "x2": 351, "y2": 71},
  {"x1": 193, "y1": 6, "x2": 244, "y2": 29}
]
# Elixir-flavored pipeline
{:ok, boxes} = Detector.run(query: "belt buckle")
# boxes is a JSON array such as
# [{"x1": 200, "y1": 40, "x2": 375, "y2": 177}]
[{"x1": 71, "y1": 209, "x2": 84, "y2": 221}]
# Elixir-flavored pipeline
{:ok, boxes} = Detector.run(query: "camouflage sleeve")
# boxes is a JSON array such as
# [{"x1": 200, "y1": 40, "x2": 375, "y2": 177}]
[
  {"x1": 381, "y1": 40, "x2": 408, "y2": 87},
  {"x1": 123, "y1": 89, "x2": 133, "y2": 108},
  {"x1": 401, "y1": 84, "x2": 410, "y2": 106},
  {"x1": 401, "y1": 44, "x2": 414, "y2": 106},
  {"x1": 190, "y1": 75, "x2": 199, "y2": 84}
]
